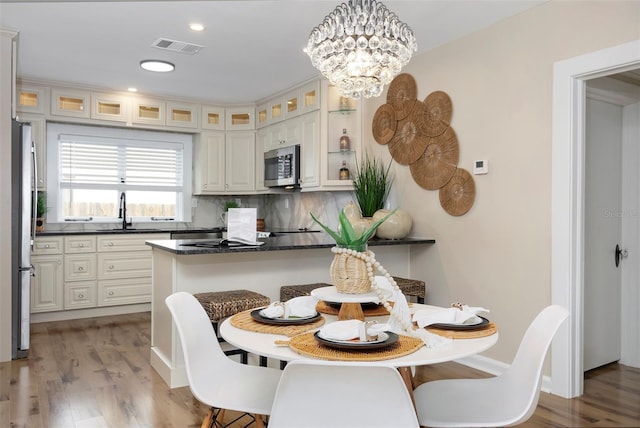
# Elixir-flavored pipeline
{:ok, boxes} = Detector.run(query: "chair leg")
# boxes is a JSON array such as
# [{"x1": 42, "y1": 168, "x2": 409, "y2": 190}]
[
  {"x1": 201, "y1": 408, "x2": 215, "y2": 428},
  {"x1": 259, "y1": 356, "x2": 267, "y2": 367},
  {"x1": 253, "y1": 414, "x2": 266, "y2": 428}
]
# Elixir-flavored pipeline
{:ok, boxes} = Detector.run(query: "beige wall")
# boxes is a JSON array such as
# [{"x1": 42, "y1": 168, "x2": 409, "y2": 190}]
[{"x1": 364, "y1": 1, "x2": 640, "y2": 364}]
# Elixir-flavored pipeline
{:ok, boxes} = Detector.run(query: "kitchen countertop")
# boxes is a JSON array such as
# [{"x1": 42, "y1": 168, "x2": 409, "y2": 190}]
[
  {"x1": 35, "y1": 227, "x2": 223, "y2": 236},
  {"x1": 146, "y1": 234, "x2": 436, "y2": 255}
]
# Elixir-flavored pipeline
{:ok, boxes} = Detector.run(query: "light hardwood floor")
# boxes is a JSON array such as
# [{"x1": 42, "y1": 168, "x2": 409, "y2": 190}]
[{"x1": 1, "y1": 312, "x2": 638, "y2": 427}]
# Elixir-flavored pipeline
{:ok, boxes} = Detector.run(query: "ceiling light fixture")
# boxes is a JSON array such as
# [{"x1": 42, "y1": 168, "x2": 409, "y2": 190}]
[
  {"x1": 304, "y1": 0, "x2": 417, "y2": 99},
  {"x1": 127, "y1": 87, "x2": 138, "y2": 92},
  {"x1": 189, "y1": 23, "x2": 205, "y2": 32},
  {"x1": 140, "y1": 60, "x2": 175, "y2": 73}
]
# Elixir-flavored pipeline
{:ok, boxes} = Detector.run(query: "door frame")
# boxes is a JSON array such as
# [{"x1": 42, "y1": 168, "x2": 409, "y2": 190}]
[{"x1": 551, "y1": 39, "x2": 640, "y2": 398}]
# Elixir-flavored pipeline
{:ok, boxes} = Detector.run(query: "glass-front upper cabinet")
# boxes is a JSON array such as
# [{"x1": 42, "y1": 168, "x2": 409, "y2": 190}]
[
  {"x1": 91, "y1": 92, "x2": 129, "y2": 122},
  {"x1": 132, "y1": 97, "x2": 165, "y2": 125},
  {"x1": 256, "y1": 102, "x2": 269, "y2": 129},
  {"x1": 225, "y1": 106, "x2": 255, "y2": 131},
  {"x1": 201, "y1": 105, "x2": 225, "y2": 130},
  {"x1": 16, "y1": 84, "x2": 48, "y2": 114},
  {"x1": 167, "y1": 101, "x2": 199, "y2": 129},
  {"x1": 300, "y1": 80, "x2": 320, "y2": 114},
  {"x1": 51, "y1": 88, "x2": 90, "y2": 119}
]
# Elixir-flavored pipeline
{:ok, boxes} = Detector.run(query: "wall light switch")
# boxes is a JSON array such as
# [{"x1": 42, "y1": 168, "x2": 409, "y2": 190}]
[
  {"x1": 473, "y1": 159, "x2": 489, "y2": 175},
  {"x1": 191, "y1": 198, "x2": 198, "y2": 208}
]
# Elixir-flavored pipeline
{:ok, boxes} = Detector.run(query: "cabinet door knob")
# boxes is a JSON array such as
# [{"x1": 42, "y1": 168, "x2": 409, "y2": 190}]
[
  {"x1": 108, "y1": 291, "x2": 115, "y2": 296},
  {"x1": 79, "y1": 243, "x2": 84, "y2": 247},
  {"x1": 109, "y1": 265, "x2": 114, "y2": 270},
  {"x1": 44, "y1": 244, "x2": 50, "y2": 248},
  {"x1": 57, "y1": 260, "x2": 62, "y2": 265},
  {"x1": 78, "y1": 266, "x2": 84, "y2": 272},
  {"x1": 108, "y1": 242, "x2": 114, "y2": 246},
  {"x1": 78, "y1": 293, "x2": 85, "y2": 299}
]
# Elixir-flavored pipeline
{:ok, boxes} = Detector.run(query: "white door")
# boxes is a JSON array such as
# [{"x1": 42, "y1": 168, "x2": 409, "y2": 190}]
[{"x1": 584, "y1": 97, "x2": 623, "y2": 372}]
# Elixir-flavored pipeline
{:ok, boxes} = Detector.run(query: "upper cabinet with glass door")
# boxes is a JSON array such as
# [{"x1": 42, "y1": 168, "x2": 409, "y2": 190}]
[
  {"x1": 91, "y1": 92, "x2": 129, "y2": 123},
  {"x1": 225, "y1": 106, "x2": 255, "y2": 131},
  {"x1": 166, "y1": 101, "x2": 199, "y2": 129},
  {"x1": 16, "y1": 83, "x2": 49, "y2": 115},
  {"x1": 51, "y1": 88, "x2": 90, "y2": 119},
  {"x1": 201, "y1": 105, "x2": 225, "y2": 130}
]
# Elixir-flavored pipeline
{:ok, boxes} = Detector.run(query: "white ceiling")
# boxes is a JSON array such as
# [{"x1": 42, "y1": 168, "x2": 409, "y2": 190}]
[{"x1": 1, "y1": 1, "x2": 544, "y2": 105}]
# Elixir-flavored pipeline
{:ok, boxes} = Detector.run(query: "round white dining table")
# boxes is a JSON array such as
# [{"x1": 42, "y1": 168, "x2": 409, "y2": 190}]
[{"x1": 219, "y1": 303, "x2": 498, "y2": 368}]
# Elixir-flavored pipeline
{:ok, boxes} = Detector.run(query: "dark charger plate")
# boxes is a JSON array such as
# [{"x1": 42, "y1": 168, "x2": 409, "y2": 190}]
[
  {"x1": 430, "y1": 316, "x2": 490, "y2": 331},
  {"x1": 314, "y1": 331, "x2": 399, "y2": 351},
  {"x1": 250, "y1": 309, "x2": 322, "y2": 325}
]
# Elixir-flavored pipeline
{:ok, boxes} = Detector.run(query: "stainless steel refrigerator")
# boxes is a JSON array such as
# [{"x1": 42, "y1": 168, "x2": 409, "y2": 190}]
[{"x1": 11, "y1": 119, "x2": 36, "y2": 359}]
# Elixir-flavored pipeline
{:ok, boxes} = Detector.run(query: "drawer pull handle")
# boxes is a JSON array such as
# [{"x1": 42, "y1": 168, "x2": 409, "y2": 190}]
[
  {"x1": 79, "y1": 243, "x2": 84, "y2": 247},
  {"x1": 44, "y1": 244, "x2": 50, "y2": 248},
  {"x1": 78, "y1": 266, "x2": 84, "y2": 271},
  {"x1": 78, "y1": 293, "x2": 84, "y2": 299},
  {"x1": 108, "y1": 291, "x2": 115, "y2": 296},
  {"x1": 108, "y1": 242, "x2": 114, "y2": 246},
  {"x1": 109, "y1": 265, "x2": 114, "y2": 270}
]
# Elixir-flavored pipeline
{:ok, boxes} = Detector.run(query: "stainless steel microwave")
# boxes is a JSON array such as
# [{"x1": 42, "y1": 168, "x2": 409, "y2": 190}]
[{"x1": 264, "y1": 145, "x2": 300, "y2": 188}]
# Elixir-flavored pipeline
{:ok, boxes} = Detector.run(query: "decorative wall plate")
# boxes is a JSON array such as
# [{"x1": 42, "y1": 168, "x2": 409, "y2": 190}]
[
  {"x1": 409, "y1": 127, "x2": 460, "y2": 190},
  {"x1": 418, "y1": 91, "x2": 453, "y2": 137},
  {"x1": 386, "y1": 73, "x2": 418, "y2": 120},
  {"x1": 372, "y1": 103, "x2": 397, "y2": 145},
  {"x1": 388, "y1": 109, "x2": 428, "y2": 165},
  {"x1": 439, "y1": 168, "x2": 476, "y2": 216}
]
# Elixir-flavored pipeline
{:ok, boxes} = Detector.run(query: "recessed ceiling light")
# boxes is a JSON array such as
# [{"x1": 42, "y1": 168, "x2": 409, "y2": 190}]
[
  {"x1": 189, "y1": 23, "x2": 205, "y2": 31},
  {"x1": 127, "y1": 87, "x2": 138, "y2": 92},
  {"x1": 140, "y1": 60, "x2": 175, "y2": 72}
]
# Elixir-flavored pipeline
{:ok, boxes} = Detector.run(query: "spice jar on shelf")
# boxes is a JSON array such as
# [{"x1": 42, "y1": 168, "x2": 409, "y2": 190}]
[
  {"x1": 339, "y1": 128, "x2": 350, "y2": 151},
  {"x1": 339, "y1": 160, "x2": 350, "y2": 180}
]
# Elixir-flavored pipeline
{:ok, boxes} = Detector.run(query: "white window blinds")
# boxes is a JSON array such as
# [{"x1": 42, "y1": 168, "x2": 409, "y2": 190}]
[{"x1": 59, "y1": 134, "x2": 184, "y2": 191}]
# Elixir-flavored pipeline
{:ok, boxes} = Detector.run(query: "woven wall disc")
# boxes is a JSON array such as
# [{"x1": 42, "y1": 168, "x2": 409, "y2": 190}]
[
  {"x1": 387, "y1": 73, "x2": 418, "y2": 118},
  {"x1": 418, "y1": 91, "x2": 453, "y2": 137},
  {"x1": 394, "y1": 98, "x2": 417, "y2": 121},
  {"x1": 387, "y1": 109, "x2": 429, "y2": 165},
  {"x1": 372, "y1": 103, "x2": 397, "y2": 145},
  {"x1": 409, "y1": 127, "x2": 460, "y2": 190},
  {"x1": 439, "y1": 168, "x2": 476, "y2": 216}
]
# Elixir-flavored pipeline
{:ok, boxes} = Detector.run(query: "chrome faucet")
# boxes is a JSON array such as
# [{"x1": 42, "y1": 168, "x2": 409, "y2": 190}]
[{"x1": 118, "y1": 192, "x2": 132, "y2": 230}]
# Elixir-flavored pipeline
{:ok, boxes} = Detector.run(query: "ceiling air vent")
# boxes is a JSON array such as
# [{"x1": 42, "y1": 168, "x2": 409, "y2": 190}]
[{"x1": 151, "y1": 38, "x2": 203, "y2": 55}]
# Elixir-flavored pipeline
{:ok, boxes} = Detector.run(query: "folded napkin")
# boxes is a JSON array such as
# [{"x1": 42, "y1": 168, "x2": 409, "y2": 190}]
[
  {"x1": 260, "y1": 296, "x2": 319, "y2": 319},
  {"x1": 319, "y1": 320, "x2": 390, "y2": 341},
  {"x1": 413, "y1": 305, "x2": 490, "y2": 329}
]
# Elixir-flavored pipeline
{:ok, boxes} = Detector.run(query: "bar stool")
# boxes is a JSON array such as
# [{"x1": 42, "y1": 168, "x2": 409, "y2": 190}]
[{"x1": 194, "y1": 290, "x2": 271, "y2": 365}]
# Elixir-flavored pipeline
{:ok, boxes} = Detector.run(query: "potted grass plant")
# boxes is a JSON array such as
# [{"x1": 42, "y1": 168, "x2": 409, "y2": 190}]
[
  {"x1": 310, "y1": 208, "x2": 394, "y2": 294},
  {"x1": 36, "y1": 192, "x2": 47, "y2": 232},
  {"x1": 352, "y1": 153, "x2": 393, "y2": 218}
]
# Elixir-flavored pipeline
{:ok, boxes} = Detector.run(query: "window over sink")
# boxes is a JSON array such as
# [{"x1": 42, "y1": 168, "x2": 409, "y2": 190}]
[{"x1": 46, "y1": 123, "x2": 193, "y2": 224}]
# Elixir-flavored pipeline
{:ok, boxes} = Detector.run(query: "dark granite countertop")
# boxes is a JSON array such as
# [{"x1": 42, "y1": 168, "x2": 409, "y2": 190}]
[
  {"x1": 146, "y1": 234, "x2": 435, "y2": 255},
  {"x1": 36, "y1": 227, "x2": 223, "y2": 237}
]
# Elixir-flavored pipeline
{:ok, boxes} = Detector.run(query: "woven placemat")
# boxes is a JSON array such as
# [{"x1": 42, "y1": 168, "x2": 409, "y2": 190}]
[
  {"x1": 230, "y1": 309, "x2": 325, "y2": 337},
  {"x1": 315, "y1": 301, "x2": 391, "y2": 316},
  {"x1": 426, "y1": 322, "x2": 497, "y2": 339},
  {"x1": 288, "y1": 332, "x2": 424, "y2": 362}
]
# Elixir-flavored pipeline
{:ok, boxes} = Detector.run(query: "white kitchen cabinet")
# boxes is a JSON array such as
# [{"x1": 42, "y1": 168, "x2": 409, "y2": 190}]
[
  {"x1": 264, "y1": 118, "x2": 299, "y2": 152},
  {"x1": 51, "y1": 87, "x2": 90, "y2": 119},
  {"x1": 18, "y1": 113, "x2": 46, "y2": 190},
  {"x1": 91, "y1": 92, "x2": 130, "y2": 122},
  {"x1": 64, "y1": 253, "x2": 97, "y2": 282},
  {"x1": 201, "y1": 105, "x2": 225, "y2": 130},
  {"x1": 225, "y1": 106, "x2": 255, "y2": 131},
  {"x1": 194, "y1": 131, "x2": 256, "y2": 194},
  {"x1": 226, "y1": 132, "x2": 256, "y2": 191},
  {"x1": 299, "y1": 111, "x2": 321, "y2": 189},
  {"x1": 31, "y1": 254, "x2": 64, "y2": 313},
  {"x1": 166, "y1": 101, "x2": 199, "y2": 129},
  {"x1": 64, "y1": 281, "x2": 97, "y2": 310},
  {"x1": 255, "y1": 128, "x2": 268, "y2": 192},
  {"x1": 299, "y1": 80, "x2": 320, "y2": 115},
  {"x1": 256, "y1": 102, "x2": 269, "y2": 129},
  {"x1": 16, "y1": 83, "x2": 48, "y2": 114},
  {"x1": 64, "y1": 235, "x2": 96, "y2": 253},
  {"x1": 132, "y1": 97, "x2": 165, "y2": 126},
  {"x1": 98, "y1": 277, "x2": 152, "y2": 306},
  {"x1": 32, "y1": 236, "x2": 63, "y2": 256}
]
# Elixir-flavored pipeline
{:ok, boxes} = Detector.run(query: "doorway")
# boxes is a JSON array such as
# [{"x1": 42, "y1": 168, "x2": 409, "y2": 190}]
[{"x1": 551, "y1": 39, "x2": 640, "y2": 399}]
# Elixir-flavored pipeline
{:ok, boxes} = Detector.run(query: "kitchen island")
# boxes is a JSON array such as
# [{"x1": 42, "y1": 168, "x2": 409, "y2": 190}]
[{"x1": 147, "y1": 234, "x2": 435, "y2": 388}]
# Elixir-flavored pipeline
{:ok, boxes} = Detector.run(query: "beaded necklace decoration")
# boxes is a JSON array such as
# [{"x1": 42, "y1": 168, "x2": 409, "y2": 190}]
[{"x1": 331, "y1": 246, "x2": 445, "y2": 347}]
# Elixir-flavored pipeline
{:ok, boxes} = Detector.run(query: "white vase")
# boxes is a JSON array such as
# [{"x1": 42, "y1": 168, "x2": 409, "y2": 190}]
[{"x1": 373, "y1": 209, "x2": 412, "y2": 239}]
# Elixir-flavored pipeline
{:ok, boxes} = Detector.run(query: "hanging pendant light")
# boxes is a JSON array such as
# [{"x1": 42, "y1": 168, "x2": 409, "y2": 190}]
[{"x1": 304, "y1": 0, "x2": 417, "y2": 99}]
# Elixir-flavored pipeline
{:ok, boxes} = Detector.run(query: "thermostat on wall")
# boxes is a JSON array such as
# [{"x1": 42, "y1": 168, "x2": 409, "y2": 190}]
[{"x1": 473, "y1": 159, "x2": 489, "y2": 175}]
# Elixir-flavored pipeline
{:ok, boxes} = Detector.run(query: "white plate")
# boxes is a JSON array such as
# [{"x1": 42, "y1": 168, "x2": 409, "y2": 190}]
[
  {"x1": 311, "y1": 286, "x2": 392, "y2": 304},
  {"x1": 258, "y1": 309, "x2": 317, "y2": 321},
  {"x1": 317, "y1": 330, "x2": 389, "y2": 345}
]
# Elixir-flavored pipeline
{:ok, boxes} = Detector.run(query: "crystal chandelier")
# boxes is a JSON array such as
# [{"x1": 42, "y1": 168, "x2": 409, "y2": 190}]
[{"x1": 304, "y1": 0, "x2": 417, "y2": 99}]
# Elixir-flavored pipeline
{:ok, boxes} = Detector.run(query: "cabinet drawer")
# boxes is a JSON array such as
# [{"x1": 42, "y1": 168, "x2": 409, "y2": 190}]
[
  {"x1": 64, "y1": 281, "x2": 97, "y2": 310},
  {"x1": 64, "y1": 235, "x2": 97, "y2": 253},
  {"x1": 32, "y1": 237, "x2": 63, "y2": 255},
  {"x1": 98, "y1": 277, "x2": 151, "y2": 306},
  {"x1": 65, "y1": 253, "x2": 97, "y2": 282},
  {"x1": 98, "y1": 252, "x2": 151, "y2": 279},
  {"x1": 97, "y1": 234, "x2": 167, "y2": 252}
]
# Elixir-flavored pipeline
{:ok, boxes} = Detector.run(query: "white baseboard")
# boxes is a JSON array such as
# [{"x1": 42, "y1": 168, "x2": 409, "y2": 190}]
[{"x1": 31, "y1": 303, "x2": 151, "y2": 323}]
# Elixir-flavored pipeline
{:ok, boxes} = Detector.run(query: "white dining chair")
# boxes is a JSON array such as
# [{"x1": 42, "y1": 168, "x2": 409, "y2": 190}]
[
  {"x1": 165, "y1": 291, "x2": 282, "y2": 428},
  {"x1": 413, "y1": 304, "x2": 569, "y2": 427},
  {"x1": 268, "y1": 359, "x2": 420, "y2": 428}
]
